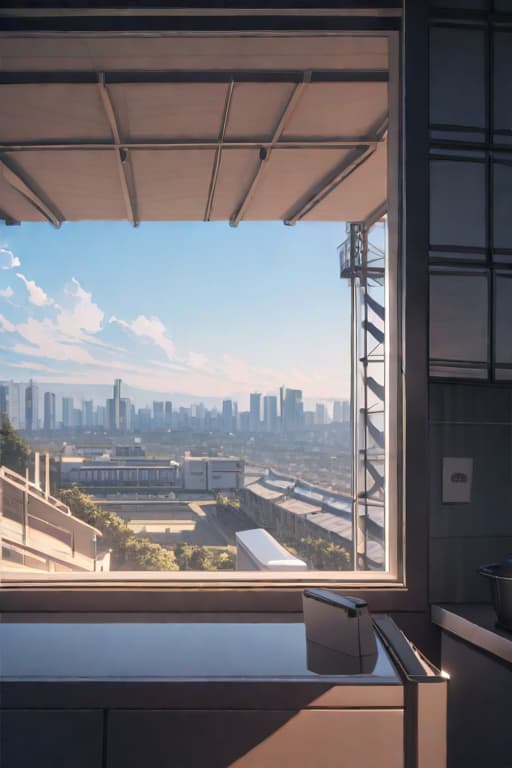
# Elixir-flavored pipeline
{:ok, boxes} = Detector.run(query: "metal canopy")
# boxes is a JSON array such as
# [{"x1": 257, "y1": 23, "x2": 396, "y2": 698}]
[{"x1": 0, "y1": 35, "x2": 388, "y2": 226}]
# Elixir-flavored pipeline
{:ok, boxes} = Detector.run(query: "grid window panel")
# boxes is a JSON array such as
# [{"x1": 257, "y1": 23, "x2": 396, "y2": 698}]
[
  {"x1": 495, "y1": 273, "x2": 512, "y2": 365},
  {"x1": 430, "y1": 271, "x2": 489, "y2": 363},
  {"x1": 430, "y1": 27, "x2": 486, "y2": 130},
  {"x1": 493, "y1": 162, "x2": 512, "y2": 250},
  {"x1": 430, "y1": 160, "x2": 487, "y2": 248},
  {"x1": 494, "y1": 31, "x2": 512, "y2": 143}
]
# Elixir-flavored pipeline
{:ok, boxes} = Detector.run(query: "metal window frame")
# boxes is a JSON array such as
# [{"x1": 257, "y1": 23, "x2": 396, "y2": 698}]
[{"x1": 0, "y1": 5, "x2": 432, "y2": 615}]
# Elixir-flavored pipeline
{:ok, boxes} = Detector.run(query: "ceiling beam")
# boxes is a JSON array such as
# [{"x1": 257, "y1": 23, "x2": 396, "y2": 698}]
[
  {"x1": 0, "y1": 70, "x2": 389, "y2": 85},
  {"x1": 0, "y1": 157, "x2": 61, "y2": 227},
  {"x1": 284, "y1": 115, "x2": 388, "y2": 225},
  {"x1": 229, "y1": 72, "x2": 310, "y2": 226},
  {"x1": 204, "y1": 79, "x2": 234, "y2": 222},
  {"x1": 98, "y1": 72, "x2": 138, "y2": 227},
  {"x1": 0, "y1": 138, "x2": 384, "y2": 152},
  {"x1": 0, "y1": 206, "x2": 19, "y2": 226}
]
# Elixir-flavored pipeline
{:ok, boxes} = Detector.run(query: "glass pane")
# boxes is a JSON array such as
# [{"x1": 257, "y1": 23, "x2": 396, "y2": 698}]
[
  {"x1": 493, "y1": 163, "x2": 512, "y2": 250},
  {"x1": 430, "y1": 271, "x2": 489, "y2": 362},
  {"x1": 494, "y1": 368, "x2": 512, "y2": 381},
  {"x1": 430, "y1": 27, "x2": 486, "y2": 129},
  {"x1": 430, "y1": 160, "x2": 486, "y2": 248},
  {"x1": 494, "y1": 31, "x2": 512, "y2": 141},
  {"x1": 430, "y1": 364, "x2": 488, "y2": 379},
  {"x1": 495, "y1": 274, "x2": 512, "y2": 364}
]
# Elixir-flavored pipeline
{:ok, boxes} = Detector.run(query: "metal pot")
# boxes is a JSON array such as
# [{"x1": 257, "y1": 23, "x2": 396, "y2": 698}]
[{"x1": 480, "y1": 555, "x2": 512, "y2": 631}]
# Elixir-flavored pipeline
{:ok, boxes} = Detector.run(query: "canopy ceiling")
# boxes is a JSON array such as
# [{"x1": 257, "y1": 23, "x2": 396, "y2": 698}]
[{"x1": 0, "y1": 34, "x2": 388, "y2": 226}]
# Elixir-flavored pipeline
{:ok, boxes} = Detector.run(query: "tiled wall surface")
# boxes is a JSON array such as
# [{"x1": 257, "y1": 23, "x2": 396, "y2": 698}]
[{"x1": 430, "y1": 383, "x2": 512, "y2": 601}]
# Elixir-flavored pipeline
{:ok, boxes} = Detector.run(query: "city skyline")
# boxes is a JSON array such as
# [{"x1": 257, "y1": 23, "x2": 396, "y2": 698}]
[
  {"x1": 0, "y1": 221, "x2": 350, "y2": 400},
  {"x1": 0, "y1": 377, "x2": 350, "y2": 432}
]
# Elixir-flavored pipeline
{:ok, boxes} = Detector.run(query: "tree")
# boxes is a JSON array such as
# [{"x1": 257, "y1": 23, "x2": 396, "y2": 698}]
[
  {"x1": 0, "y1": 415, "x2": 30, "y2": 475},
  {"x1": 60, "y1": 487, "x2": 179, "y2": 571}
]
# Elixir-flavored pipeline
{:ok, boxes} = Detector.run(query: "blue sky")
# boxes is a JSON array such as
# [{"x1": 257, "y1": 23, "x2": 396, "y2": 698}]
[{"x1": 0, "y1": 221, "x2": 350, "y2": 406}]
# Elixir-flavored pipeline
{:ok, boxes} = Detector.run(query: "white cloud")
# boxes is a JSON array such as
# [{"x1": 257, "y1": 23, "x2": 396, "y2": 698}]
[
  {"x1": 187, "y1": 351, "x2": 208, "y2": 370},
  {"x1": 110, "y1": 314, "x2": 175, "y2": 360},
  {"x1": 16, "y1": 273, "x2": 53, "y2": 307},
  {"x1": 0, "y1": 286, "x2": 13, "y2": 299},
  {"x1": 0, "y1": 246, "x2": 20, "y2": 270},
  {"x1": 0, "y1": 313, "x2": 16, "y2": 333}
]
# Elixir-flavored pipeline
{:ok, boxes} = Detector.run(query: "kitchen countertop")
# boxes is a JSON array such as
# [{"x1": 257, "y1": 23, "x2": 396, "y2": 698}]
[{"x1": 432, "y1": 604, "x2": 512, "y2": 665}]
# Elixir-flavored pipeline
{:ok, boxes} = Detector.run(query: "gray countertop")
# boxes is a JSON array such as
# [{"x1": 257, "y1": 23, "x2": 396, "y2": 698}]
[{"x1": 432, "y1": 604, "x2": 512, "y2": 665}]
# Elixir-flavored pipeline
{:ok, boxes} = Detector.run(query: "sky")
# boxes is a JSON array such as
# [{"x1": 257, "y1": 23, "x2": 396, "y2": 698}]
[{"x1": 0, "y1": 220, "x2": 351, "y2": 408}]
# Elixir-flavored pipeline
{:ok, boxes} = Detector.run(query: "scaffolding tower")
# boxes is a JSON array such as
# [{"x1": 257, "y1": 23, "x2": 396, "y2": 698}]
[{"x1": 339, "y1": 218, "x2": 386, "y2": 570}]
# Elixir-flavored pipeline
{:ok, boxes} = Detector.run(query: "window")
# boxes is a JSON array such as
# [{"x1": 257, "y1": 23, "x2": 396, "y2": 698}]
[{"x1": 0, "y1": 30, "x2": 400, "y2": 585}]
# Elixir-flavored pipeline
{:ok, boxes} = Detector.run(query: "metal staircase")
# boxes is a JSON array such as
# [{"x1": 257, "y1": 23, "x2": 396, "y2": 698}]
[{"x1": 339, "y1": 219, "x2": 386, "y2": 570}]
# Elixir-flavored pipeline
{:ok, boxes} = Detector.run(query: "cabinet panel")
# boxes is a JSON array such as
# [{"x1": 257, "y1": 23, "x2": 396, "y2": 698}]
[
  {"x1": 0, "y1": 710, "x2": 103, "y2": 768},
  {"x1": 108, "y1": 708, "x2": 403, "y2": 768}
]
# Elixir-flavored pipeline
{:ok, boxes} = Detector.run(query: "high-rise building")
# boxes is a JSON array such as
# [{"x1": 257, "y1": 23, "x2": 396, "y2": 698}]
[
  {"x1": 153, "y1": 401, "x2": 164, "y2": 429},
  {"x1": 0, "y1": 384, "x2": 8, "y2": 417},
  {"x1": 95, "y1": 405, "x2": 106, "y2": 429},
  {"x1": 120, "y1": 397, "x2": 132, "y2": 432},
  {"x1": 73, "y1": 408, "x2": 82, "y2": 428},
  {"x1": 83, "y1": 400, "x2": 94, "y2": 428},
  {"x1": 283, "y1": 388, "x2": 303, "y2": 431},
  {"x1": 342, "y1": 399, "x2": 350, "y2": 423},
  {"x1": 62, "y1": 397, "x2": 74, "y2": 429},
  {"x1": 239, "y1": 411, "x2": 250, "y2": 433},
  {"x1": 249, "y1": 392, "x2": 261, "y2": 432},
  {"x1": 112, "y1": 379, "x2": 122, "y2": 431},
  {"x1": 43, "y1": 392, "x2": 56, "y2": 431},
  {"x1": 25, "y1": 380, "x2": 39, "y2": 431},
  {"x1": 164, "y1": 401, "x2": 173, "y2": 430},
  {"x1": 8, "y1": 381, "x2": 25, "y2": 429},
  {"x1": 333, "y1": 400, "x2": 343, "y2": 423},
  {"x1": 222, "y1": 399, "x2": 233, "y2": 432},
  {"x1": 263, "y1": 395, "x2": 278, "y2": 432},
  {"x1": 315, "y1": 403, "x2": 326, "y2": 425}
]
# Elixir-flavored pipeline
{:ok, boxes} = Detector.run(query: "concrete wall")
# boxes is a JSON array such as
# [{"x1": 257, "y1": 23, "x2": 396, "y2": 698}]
[{"x1": 429, "y1": 382, "x2": 512, "y2": 603}]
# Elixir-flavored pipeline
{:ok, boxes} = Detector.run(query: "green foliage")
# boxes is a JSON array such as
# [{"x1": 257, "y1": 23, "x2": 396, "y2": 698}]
[
  {"x1": 215, "y1": 493, "x2": 240, "y2": 510},
  {"x1": 175, "y1": 542, "x2": 235, "y2": 571},
  {"x1": 0, "y1": 415, "x2": 30, "y2": 475},
  {"x1": 284, "y1": 536, "x2": 351, "y2": 570},
  {"x1": 60, "y1": 487, "x2": 178, "y2": 571}
]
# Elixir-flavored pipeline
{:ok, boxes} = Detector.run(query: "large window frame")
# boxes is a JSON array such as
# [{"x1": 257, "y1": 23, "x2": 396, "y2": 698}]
[{"x1": 0, "y1": 2, "x2": 431, "y2": 615}]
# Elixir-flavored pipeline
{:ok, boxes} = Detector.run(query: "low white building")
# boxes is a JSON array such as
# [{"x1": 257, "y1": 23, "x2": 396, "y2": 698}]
[{"x1": 182, "y1": 454, "x2": 244, "y2": 492}]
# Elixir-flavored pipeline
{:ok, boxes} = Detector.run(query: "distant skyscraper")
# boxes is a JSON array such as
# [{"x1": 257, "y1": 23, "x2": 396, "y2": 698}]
[
  {"x1": 222, "y1": 399, "x2": 233, "y2": 432},
  {"x1": 263, "y1": 395, "x2": 278, "y2": 432},
  {"x1": 333, "y1": 400, "x2": 343, "y2": 423},
  {"x1": 239, "y1": 411, "x2": 250, "y2": 433},
  {"x1": 73, "y1": 408, "x2": 82, "y2": 428},
  {"x1": 249, "y1": 392, "x2": 261, "y2": 432},
  {"x1": 43, "y1": 392, "x2": 56, "y2": 431},
  {"x1": 342, "y1": 399, "x2": 350, "y2": 423},
  {"x1": 8, "y1": 381, "x2": 25, "y2": 429},
  {"x1": 315, "y1": 403, "x2": 326, "y2": 425},
  {"x1": 0, "y1": 384, "x2": 8, "y2": 417},
  {"x1": 165, "y1": 401, "x2": 173, "y2": 430},
  {"x1": 113, "y1": 378, "x2": 122, "y2": 431},
  {"x1": 83, "y1": 400, "x2": 94, "y2": 429},
  {"x1": 25, "y1": 380, "x2": 39, "y2": 431},
  {"x1": 153, "y1": 401, "x2": 164, "y2": 429},
  {"x1": 96, "y1": 405, "x2": 106, "y2": 429},
  {"x1": 283, "y1": 388, "x2": 303, "y2": 431},
  {"x1": 62, "y1": 397, "x2": 74, "y2": 429},
  {"x1": 120, "y1": 397, "x2": 132, "y2": 432}
]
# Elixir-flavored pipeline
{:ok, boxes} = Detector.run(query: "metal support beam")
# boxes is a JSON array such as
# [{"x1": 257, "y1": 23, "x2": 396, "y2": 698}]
[
  {"x1": 98, "y1": 72, "x2": 138, "y2": 227},
  {"x1": 0, "y1": 157, "x2": 61, "y2": 227},
  {"x1": 0, "y1": 138, "x2": 384, "y2": 153},
  {"x1": 0, "y1": 206, "x2": 19, "y2": 226},
  {"x1": 204, "y1": 79, "x2": 234, "y2": 222},
  {"x1": 230, "y1": 72, "x2": 310, "y2": 226},
  {"x1": 284, "y1": 115, "x2": 388, "y2": 225},
  {"x1": 0, "y1": 70, "x2": 389, "y2": 86}
]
